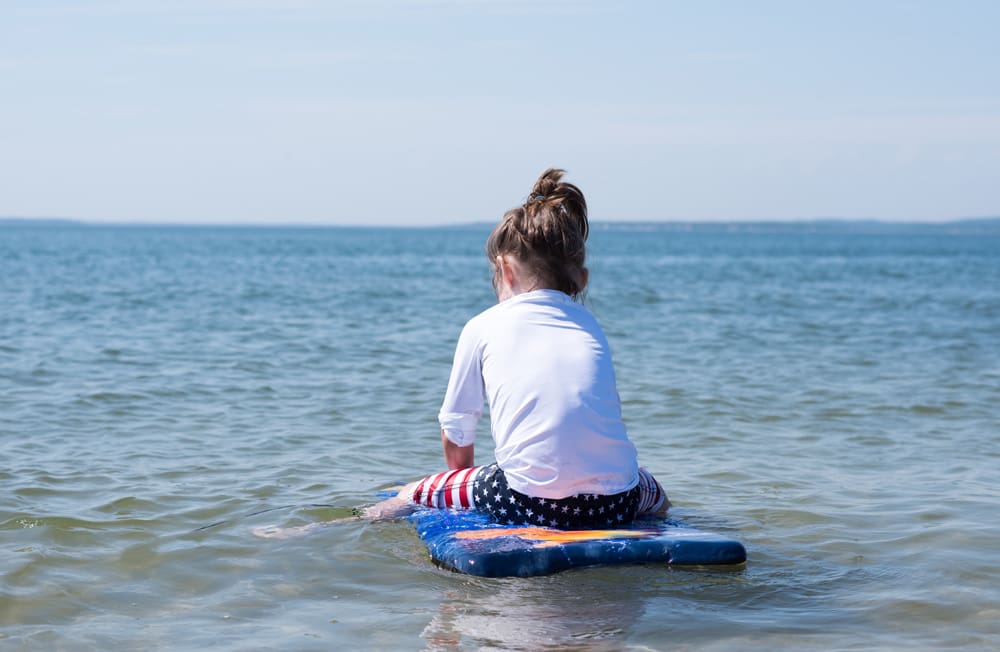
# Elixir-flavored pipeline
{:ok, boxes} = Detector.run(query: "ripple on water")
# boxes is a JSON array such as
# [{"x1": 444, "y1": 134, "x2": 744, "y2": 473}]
[{"x1": 3, "y1": 226, "x2": 1000, "y2": 649}]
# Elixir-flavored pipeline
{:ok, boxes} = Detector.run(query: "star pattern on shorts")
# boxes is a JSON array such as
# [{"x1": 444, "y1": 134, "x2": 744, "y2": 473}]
[{"x1": 472, "y1": 465, "x2": 643, "y2": 530}]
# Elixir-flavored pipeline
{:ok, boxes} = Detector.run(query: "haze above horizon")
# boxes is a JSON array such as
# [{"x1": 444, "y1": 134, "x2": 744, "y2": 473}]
[{"x1": 2, "y1": 1, "x2": 998, "y2": 226}]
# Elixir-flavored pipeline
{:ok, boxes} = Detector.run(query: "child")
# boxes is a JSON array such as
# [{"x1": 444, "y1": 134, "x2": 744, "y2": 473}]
[{"x1": 365, "y1": 168, "x2": 669, "y2": 529}]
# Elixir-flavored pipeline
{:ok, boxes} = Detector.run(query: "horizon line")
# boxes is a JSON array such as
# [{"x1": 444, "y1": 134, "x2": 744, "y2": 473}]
[{"x1": 3, "y1": 215, "x2": 1000, "y2": 229}]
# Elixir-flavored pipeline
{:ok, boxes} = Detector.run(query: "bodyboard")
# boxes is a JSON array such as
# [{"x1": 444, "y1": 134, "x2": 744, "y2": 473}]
[{"x1": 407, "y1": 506, "x2": 747, "y2": 577}]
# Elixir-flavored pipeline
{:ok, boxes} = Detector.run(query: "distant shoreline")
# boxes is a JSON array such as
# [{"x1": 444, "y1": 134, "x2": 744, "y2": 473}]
[{"x1": 2, "y1": 216, "x2": 999, "y2": 234}]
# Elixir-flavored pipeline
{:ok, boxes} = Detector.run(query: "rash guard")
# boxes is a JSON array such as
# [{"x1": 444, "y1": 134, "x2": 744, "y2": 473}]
[{"x1": 438, "y1": 289, "x2": 639, "y2": 499}]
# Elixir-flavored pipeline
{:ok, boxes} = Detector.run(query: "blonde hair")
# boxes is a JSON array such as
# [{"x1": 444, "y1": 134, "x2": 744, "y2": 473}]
[{"x1": 485, "y1": 168, "x2": 589, "y2": 299}]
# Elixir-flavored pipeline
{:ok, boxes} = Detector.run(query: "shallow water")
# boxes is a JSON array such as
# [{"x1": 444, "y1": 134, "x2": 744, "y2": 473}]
[{"x1": 2, "y1": 223, "x2": 999, "y2": 650}]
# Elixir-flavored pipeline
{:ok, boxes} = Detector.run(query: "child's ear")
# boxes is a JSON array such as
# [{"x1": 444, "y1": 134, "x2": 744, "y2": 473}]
[{"x1": 498, "y1": 255, "x2": 515, "y2": 287}]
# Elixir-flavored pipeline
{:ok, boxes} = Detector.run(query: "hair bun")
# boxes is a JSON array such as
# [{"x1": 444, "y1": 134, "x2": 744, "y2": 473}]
[
  {"x1": 487, "y1": 168, "x2": 590, "y2": 299},
  {"x1": 528, "y1": 168, "x2": 565, "y2": 204}
]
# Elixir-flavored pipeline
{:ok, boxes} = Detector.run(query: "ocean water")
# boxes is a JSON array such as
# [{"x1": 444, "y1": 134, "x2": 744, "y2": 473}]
[{"x1": 1, "y1": 222, "x2": 998, "y2": 651}]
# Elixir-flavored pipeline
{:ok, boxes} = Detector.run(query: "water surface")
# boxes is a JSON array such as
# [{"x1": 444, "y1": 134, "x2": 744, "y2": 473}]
[{"x1": 2, "y1": 223, "x2": 998, "y2": 650}]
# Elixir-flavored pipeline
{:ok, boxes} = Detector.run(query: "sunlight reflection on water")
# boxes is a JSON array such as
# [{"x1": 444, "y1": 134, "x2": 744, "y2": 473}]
[{"x1": 1, "y1": 224, "x2": 998, "y2": 650}]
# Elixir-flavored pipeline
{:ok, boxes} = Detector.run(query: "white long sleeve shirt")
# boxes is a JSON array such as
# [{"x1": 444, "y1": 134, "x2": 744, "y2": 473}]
[{"x1": 438, "y1": 289, "x2": 639, "y2": 499}]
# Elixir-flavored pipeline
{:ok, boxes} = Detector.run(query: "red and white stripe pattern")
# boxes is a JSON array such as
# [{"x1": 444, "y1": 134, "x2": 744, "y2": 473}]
[
  {"x1": 636, "y1": 467, "x2": 668, "y2": 514},
  {"x1": 409, "y1": 464, "x2": 667, "y2": 516},
  {"x1": 408, "y1": 466, "x2": 481, "y2": 510}
]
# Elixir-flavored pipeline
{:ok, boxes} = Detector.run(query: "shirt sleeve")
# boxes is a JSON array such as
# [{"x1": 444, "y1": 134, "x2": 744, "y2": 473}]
[{"x1": 438, "y1": 319, "x2": 484, "y2": 447}]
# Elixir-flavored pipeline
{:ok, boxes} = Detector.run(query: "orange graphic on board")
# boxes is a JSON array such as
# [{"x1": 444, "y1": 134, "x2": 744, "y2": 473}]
[{"x1": 454, "y1": 526, "x2": 657, "y2": 549}]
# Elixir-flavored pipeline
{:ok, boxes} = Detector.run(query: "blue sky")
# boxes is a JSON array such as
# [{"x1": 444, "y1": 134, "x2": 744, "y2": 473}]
[{"x1": 2, "y1": 0, "x2": 998, "y2": 225}]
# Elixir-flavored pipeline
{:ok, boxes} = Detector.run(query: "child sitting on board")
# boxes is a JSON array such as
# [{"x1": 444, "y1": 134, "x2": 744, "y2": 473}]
[{"x1": 365, "y1": 168, "x2": 669, "y2": 529}]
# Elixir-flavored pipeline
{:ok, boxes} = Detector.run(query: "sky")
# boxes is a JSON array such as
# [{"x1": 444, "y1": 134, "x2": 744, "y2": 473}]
[{"x1": 1, "y1": 0, "x2": 998, "y2": 225}]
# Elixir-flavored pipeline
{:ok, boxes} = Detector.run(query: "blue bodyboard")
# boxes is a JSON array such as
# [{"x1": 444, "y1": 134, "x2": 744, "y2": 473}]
[{"x1": 408, "y1": 507, "x2": 747, "y2": 577}]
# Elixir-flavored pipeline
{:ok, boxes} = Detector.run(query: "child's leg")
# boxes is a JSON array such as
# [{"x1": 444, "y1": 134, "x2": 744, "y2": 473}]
[
  {"x1": 636, "y1": 467, "x2": 671, "y2": 516},
  {"x1": 362, "y1": 465, "x2": 483, "y2": 519},
  {"x1": 252, "y1": 481, "x2": 425, "y2": 537},
  {"x1": 407, "y1": 466, "x2": 482, "y2": 509},
  {"x1": 253, "y1": 468, "x2": 485, "y2": 539},
  {"x1": 358, "y1": 480, "x2": 421, "y2": 520}
]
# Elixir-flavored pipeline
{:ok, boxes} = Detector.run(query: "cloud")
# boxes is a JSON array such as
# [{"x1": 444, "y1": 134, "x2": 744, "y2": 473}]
[
  {"x1": 603, "y1": 110, "x2": 1000, "y2": 148},
  {"x1": 12, "y1": 0, "x2": 323, "y2": 18},
  {"x1": 137, "y1": 42, "x2": 366, "y2": 69},
  {"x1": 682, "y1": 51, "x2": 757, "y2": 64},
  {"x1": 239, "y1": 94, "x2": 1000, "y2": 152},
  {"x1": 12, "y1": 0, "x2": 593, "y2": 19}
]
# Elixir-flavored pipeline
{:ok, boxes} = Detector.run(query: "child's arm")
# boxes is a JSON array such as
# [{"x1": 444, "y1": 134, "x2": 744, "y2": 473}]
[{"x1": 442, "y1": 430, "x2": 474, "y2": 469}]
